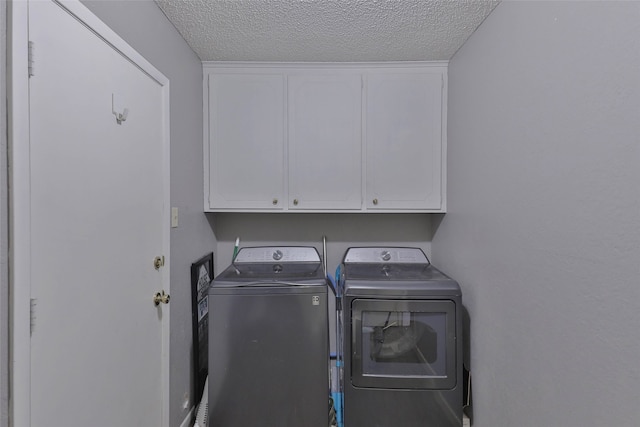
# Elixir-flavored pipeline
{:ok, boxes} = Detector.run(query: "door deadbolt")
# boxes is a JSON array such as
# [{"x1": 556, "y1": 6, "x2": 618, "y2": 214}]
[
  {"x1": 153, "y1": 256, "x2": 165, "y2": 270},
  {"x1": 153, "y1": 290, "x2": 170, "y2": 306}
]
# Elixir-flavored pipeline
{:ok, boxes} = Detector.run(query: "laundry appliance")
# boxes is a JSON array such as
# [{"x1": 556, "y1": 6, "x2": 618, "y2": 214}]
[
  {"x1": 208, "y1": 246, "x2": 329, "y2": 426},
  {"x1": 340, "y1": 247, "x2": 463, "y2": 427}
]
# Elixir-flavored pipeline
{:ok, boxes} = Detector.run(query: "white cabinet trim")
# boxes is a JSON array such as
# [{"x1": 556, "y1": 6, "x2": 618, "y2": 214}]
[{"x1": 204, "y1": 62, "x2": 448, "y2": 213}]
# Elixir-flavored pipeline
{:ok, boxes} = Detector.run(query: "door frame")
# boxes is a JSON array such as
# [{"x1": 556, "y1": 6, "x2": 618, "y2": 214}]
[{"x1": 8, "y1": 1, "x2": 171, "y2": 426}]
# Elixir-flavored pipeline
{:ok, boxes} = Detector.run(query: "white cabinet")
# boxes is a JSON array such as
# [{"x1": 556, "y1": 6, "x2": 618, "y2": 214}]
[
  {"x1": 365, "y1": 71, "x2": 443, "y2": 210},
  {"x1": 206, "y1": 73, "x2": 285, "y2": 210},
  {"x1": 204, "y1": 63, "x2": 447, "y2": 212},
  {"x1": 288, "y1": 73, "x2": 362, "y2": 210}
]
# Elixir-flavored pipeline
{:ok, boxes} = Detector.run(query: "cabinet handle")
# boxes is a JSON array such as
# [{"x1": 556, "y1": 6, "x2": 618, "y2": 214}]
[
  {"x1": 272, "y1": 198, "x2": 278, "y2": 205},
  {"x1": 373, "y1": 198, "x2": 378, "y2": 205},
  {"x1": 293, "y1": 199, "x2": 299, "y2": 206}
]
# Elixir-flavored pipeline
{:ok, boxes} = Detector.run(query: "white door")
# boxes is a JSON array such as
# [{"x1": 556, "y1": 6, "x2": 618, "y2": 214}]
[
  {"x1": 26, "y1": 1, "x2": 170, "y2": 426},
  {"x1": 288, "y1": 74, "x2": 362, "y2": 210},
  {"x1": 366, "y1": 71, "x2": 443, "y2": 210},
  {"x1": 207, "y1": 72, "x2": 285, "y2": 210}
]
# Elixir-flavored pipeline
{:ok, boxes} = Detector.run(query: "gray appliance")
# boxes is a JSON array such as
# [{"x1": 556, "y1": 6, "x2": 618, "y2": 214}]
[
  {"x1": 208, "y1": 246, "x2": 329, "y2": 426},
  {"x1": 340, "y1": 247, "x2": 463, "y2": 427}
]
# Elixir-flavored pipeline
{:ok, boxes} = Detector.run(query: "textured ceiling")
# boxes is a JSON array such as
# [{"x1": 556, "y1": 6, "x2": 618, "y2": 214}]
[{"x1": 156, "y1": 0, "x2": 500, "y2": 62}]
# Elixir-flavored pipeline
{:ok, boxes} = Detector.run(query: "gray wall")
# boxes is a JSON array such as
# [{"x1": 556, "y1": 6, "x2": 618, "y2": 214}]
[
  {"x1": 212, "y1": 213, "x2": 433, "y2": 274},
  {"x1": 80, "y1": 2, "x2": 216, "y2": 426},
  {"x1": 1, "y1": 1, "x2": 9, "y2": 426},
  {"x1": 432, "y1": 2, "x2": 640, "y2": 426}
]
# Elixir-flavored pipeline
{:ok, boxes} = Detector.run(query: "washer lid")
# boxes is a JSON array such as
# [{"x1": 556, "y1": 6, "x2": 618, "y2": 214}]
[
  {"x1": 213, "y1": 246, "x2": 325, "y2": 284},
  {"x1": 343, "y1": 247, "x2": 429, "y2": 264},
  {"x1": 214, "y1": 262, "x2": 325, "y2": 283}
]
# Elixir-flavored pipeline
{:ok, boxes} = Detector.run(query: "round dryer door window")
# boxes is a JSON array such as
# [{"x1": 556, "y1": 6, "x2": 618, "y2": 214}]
[{"x1": 351, "y1": 299, "x2": 457, "y2": 390}]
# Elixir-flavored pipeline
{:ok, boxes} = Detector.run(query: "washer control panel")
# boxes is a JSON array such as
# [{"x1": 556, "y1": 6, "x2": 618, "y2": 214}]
[
  {"x1": 343, "y1": 247, "x2": 429, "y2": 264},
  {"x1": 234, "y1": 246, "x2": 321, "y2": 263}
]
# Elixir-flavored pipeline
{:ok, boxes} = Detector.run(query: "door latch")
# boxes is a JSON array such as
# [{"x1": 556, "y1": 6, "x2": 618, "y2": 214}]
[{"x1": 153, "y1": 290, "x2": 170, "y2": 306}]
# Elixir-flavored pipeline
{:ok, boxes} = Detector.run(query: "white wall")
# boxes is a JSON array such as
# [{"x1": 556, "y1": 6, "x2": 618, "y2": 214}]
[
  {"x1": 80, "y1": 2, "x2": 216, "y2": 426},
  {"x1": 1, "y1": 2, "x2": 9, "y2": 426},
  {"x1": 433, "y1": 2, "x2": 640, "y2": 426}
]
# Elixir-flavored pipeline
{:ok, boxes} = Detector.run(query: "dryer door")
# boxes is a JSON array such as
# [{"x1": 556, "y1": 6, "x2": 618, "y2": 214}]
[{"x1": 351, "y1": 299, "x2": 457, "y2": 389}]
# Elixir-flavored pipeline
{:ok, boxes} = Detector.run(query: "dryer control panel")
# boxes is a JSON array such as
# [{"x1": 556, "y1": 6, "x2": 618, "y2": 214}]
[{"x1": 343, "y1": 247, "x2": 429, "y2": 264}]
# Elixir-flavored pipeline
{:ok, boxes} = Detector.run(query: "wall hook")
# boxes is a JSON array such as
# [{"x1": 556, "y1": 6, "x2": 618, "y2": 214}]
[
  {"x1": 112, "y1": 94, "x2": 129, "y2": 125},
  {"x1": 114, "y1": 108, "x2": 129, "y2": 125}
]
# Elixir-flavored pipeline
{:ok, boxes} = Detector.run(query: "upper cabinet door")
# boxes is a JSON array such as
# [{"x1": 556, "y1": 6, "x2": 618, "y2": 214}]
[
  {"x1": 365, "y1": 71, "x2": 444, "y2": 210},
  {"x1": 204, "y1": 64, "x2": 447, "y2": 212},
  {"x1": 207, "y1": 73, "x2": 285, "y2": 210},
  {"x1": 288, "y1": 74, "x2": 362, "y2": 210}
]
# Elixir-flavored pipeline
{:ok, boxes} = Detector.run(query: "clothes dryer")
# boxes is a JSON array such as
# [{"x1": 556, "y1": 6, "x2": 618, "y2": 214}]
[
  {"x1": 208, "y1": 246, "x2": 329, "y2": 426},
  {"x1": 340, "y1": 247, "x2": 463, "y2": 427}
]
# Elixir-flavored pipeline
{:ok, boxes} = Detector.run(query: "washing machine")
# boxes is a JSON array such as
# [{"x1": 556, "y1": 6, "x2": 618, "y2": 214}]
[
  {"x1": 208, "y1": 246, "x2": 329, "y2": 426},
  {"x1": 340, "y1": 247, "x2": 463, "y2": 427}
]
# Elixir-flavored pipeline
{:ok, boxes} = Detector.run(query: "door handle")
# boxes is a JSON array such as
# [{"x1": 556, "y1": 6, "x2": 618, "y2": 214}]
[{"x1": 153, "y1": 290, "x2": 170, "y2": 306}]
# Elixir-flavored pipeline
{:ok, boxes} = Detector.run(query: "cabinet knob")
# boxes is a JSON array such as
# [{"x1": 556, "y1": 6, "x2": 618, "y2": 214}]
[
  {"x1": 293, "y1": 199, "x2": 299, "y2": 206},
  {"x1": 373, "y1": 198, "x2": 378, "y2": 205},
  {"x1": 272, "y1": 198, "x2": 278, "y2": 205}
]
